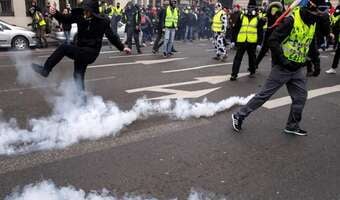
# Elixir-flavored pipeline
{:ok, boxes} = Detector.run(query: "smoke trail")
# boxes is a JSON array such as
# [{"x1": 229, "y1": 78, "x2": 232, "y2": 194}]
[
  {"x1": 1, "y1": 51, "x2": 254, "y2": 155},
  {"x1": 5, "y1": 180, "x2": 226, "y2": 200},
  {"x1": 0, "y1": 93, "x2": 254, "y2": 155}
]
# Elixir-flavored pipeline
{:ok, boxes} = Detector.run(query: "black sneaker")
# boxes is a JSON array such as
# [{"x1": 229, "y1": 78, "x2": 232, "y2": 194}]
[
  {"x1": 230, "y1": 75, "x2": 237, "y2": 81},
  {"x1": 31, "y1": 63, "x2": 49, "y2": 77},
  {"x1": 152, "y1": 49, "x2": 158, "y2": 54},
  {"x1": 212, "y1": 56, "x2": 220, "y2": 60},
  {"x1": 283, "y1": 128, "x2": 308, "y2": 136},
  {"x1": 232, "y1": 114, "x2": 243, "y2": 132},
  {"x1": 163, "y1": 52, "x2": 167, "y2": 57}
]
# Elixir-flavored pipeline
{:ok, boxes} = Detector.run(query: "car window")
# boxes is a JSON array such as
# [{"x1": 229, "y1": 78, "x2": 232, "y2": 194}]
[{"x1": 0, "y1": 23, "x2": 10, "y2": 30}]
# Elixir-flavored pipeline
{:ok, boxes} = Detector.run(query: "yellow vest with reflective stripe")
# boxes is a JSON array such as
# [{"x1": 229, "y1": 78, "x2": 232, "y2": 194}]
[
  {"x1": 212, "y1": 10, "x2": 224, "y2": 32},
  {"x1": 115, "y1": 7, "x2": 123, "y2": 16},
  {"x1": 282, "y1": 7, "x2": 316, "y2": 63},
  {"x1": 237, "y1": 15, "x2": 258, "y2": 43},
  {"x1": 35, "y1": 12, "x2": 46, "y2": 26},
  {"x1": 165, "y1": 6, "x2": 179, "y2": 28}
]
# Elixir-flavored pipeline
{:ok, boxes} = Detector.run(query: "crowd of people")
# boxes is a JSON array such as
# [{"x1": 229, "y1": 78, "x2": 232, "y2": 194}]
[{"x1": 29, "y1": 0, "x2": 340, "y2": 135}]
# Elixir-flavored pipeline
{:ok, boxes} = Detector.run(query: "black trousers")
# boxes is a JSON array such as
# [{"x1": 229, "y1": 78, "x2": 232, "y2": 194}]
[
  {"x1": 152, "y1": 30, "x2": 163, "y2": 51},
  {"x1": 255, "y1": 40, "x2": 270, "y2": 67},
  {"x1": 126, "y1": 28, "x2": 141, "y2": 51},
  {"x1": 237, "y1": 66, "x2": 307, "y2": 129},
  {"x1": 232, "y1": 43, "x2": 257, "y2": 77},
  {"x1": 44, "y1": 44, "x2": 97, "y2": 91},
  {"x1": 331, "y1": 43, "x2": 340, "y2": 69}
]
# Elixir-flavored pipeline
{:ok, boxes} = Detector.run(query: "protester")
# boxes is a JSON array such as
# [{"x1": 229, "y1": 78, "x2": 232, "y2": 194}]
[
  {"x1": 232, "y1": 0, "x2": 328, "y2": 136},
  {"x1": 211, "y1": 2, "x2": 228, "y2": 61},
  {"x1": 31, "y1": 0, "x2": 131, "y2": 94},
  {"x1": 162, "y1": 0, "x2": 179, "y2": 57}
]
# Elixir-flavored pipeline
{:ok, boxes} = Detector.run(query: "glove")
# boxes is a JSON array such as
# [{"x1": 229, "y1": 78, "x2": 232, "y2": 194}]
[{"x1": 123, "y1": 47, "x2": 131, "y2": 54}]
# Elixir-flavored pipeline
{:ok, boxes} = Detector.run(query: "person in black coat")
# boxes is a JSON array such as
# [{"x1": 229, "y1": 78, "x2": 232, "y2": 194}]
[
  {"x1": 122, "y1": 2, "x2": 142, "y2": 53},
  {"x1": 32, "y1": 0, "x2": 131, "y2": 92}
]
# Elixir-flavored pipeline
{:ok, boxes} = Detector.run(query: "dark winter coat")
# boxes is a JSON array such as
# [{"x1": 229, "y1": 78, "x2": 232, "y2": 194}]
[{"x1": 53, "y1": 8, "x2": 124, "y2": 55}]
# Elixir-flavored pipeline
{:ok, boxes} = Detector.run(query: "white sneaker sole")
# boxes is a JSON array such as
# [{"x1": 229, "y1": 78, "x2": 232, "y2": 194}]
[
  {"x1": 283, "y1": 129, "x2": 307, "y2": 136},
  {"x1": 232, "y1": 114, "x2": 240, "y2": 132}
]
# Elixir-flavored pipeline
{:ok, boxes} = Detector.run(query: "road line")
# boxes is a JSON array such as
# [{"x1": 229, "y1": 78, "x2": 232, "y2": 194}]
[
  {"x1": 38, "y1": 50, "x2": 120, "y2": 58},
  {"x1": 162, "y1": 62, "x2": 232, "y2": 73},
  {"x1": 263, "y1": 84, "x2": 340, "y2": 109},
  {"x1": 0, "y1": 76, "x2": 116, "y2": 94},
  {"x1": 88, "y1": 57, "x2": 186, "y2": 69},
  {"x1": 126, "y1": 73, "x2": 248, "y2": 94},
  {"x1": 109, "y1": 53, "x2": 154, "y2": 58}
]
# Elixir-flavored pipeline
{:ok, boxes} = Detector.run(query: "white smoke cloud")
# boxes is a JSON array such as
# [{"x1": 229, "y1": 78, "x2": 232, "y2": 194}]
[
  {"x1": 5, "y1": 180, "x2": 226, "y2": 200},
  {"x1": 0, "y1": 51, "x2": 254, "y2": 155}
]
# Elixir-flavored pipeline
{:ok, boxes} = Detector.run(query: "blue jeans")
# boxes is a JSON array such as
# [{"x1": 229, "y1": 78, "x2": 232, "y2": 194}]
[
  {"x1": 163, "y1": 28, "x2": 176, "y2": 54},
  {"x1": 184, "y1": 25, "x2": 193, "y2": 41},
  {"x1": 64, "y1": 31, "x2": 71, "y2": 45}
]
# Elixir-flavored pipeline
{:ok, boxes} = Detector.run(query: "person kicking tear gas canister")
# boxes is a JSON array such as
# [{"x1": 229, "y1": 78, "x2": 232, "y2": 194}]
[
  {"x1": 32, "y1": 0, "x2": 131, "y2": 93},
  {"x1": 232, "y1": 0, "x2": 329, "y2": 136}
]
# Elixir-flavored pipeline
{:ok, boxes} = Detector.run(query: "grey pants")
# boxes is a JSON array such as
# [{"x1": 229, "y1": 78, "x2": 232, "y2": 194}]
[{"x1": 237, "y1": 65, "x2": 307, "y2": 129}]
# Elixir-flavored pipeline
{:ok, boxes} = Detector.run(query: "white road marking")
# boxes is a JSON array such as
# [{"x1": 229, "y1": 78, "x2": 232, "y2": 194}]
[
  {"x1": 109, "y1": 52, "x2": 182, "y2": 59},
  {"x1": 126, "y1": 73, "x2": 248, "y2": 99},
  {"x1": 38, "y1": 50, "x2": 120, "y2": 58},
  {"x1": 263, "y1": 84, "x2": 340, "y2": 109},
  {"x1": 162, "y1": 62, "x2": 232, "y2": 73},
  {"x1": 88, "y1": 57, "x2": 187, "y2": 69},
  {"x1": 0, "y1": 76, "x2": 116, "y2": 94},
  {"x1": 109, "y1": 53, "x2": 154, "y2": 58}
]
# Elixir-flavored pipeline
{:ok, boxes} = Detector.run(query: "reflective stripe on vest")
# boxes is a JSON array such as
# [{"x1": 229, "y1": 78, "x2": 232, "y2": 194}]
[
  {"x1": 212, "y1": 10, "x2": 224, "y2": 32},
  {"x1": 236, "y1": 15, "x2": 258, "y2": 43},
  {"x1": 282, "y1": 7, "x2": 316, "y2": 63},
  {"x1": 165, "y1": 6, "x2": 179, "y2": 28},
  {"x1": 35, "y1": 13, "x2": 46, "y2": 26}
]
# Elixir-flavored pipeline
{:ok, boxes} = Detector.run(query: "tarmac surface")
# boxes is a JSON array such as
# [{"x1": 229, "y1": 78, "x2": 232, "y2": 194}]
[{"x1": 0, "y1": 41, "x2": 339, "y2": 199}]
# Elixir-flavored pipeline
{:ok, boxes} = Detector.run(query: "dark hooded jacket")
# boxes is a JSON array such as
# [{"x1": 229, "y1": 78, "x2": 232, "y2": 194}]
[{"x1": 53, "y1": 0, "x2": 124, "y2": 55}]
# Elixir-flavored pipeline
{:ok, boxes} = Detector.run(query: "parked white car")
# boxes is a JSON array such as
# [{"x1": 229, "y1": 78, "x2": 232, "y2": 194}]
[
  {"x1": 53, "y1": 21, "x2": 126, "y2": 43},
  {"x1": 0, "y1": 20, "x2": 37, "y2": 50}
]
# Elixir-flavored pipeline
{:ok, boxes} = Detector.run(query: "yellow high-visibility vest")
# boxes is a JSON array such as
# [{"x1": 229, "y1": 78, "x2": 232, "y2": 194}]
[
  {"x1": 35, "y1": 12, "x2": 46, "y2": 26},
  {"x1": 211, "y1": 10, "x2": 224, "y2": 32},
  {"x1": 164, "y1": 6, "x2": 179, "y2": 28},
  {"x1": 282, "y1": 7, "x2": 316, "y2": 63},
  {"x1": 237, "y1": 14, "x2": 258, "y2": 43}
]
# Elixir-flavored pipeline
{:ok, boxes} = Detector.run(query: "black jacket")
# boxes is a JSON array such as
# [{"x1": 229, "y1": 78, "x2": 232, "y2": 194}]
[
  {"x1": 122, "y1": 7, "x2": 141, "y2": 30},
  {"x1": 53, "y1": 8, "x2": 124, "y2": 54}
]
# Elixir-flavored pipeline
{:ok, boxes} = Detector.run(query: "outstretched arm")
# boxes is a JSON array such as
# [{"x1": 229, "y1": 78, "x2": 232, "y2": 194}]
[{"x1": 105, "y1": 24, "x2": 130, "y2": 53}]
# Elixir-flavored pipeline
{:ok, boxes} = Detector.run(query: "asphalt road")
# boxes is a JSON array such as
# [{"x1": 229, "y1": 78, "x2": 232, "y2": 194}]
[{"x1": 0, "y1": 41, "x2": 339, "y2": 199}]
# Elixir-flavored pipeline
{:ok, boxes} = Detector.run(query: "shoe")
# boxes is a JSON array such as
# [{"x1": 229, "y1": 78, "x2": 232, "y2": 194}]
[
  {"x1": 163, "y1": 52, "x2": 167, "y2": 57},
  {"x1": 230, "y1": 76, "x2": 237, "y2": 81},
  {"x1": 220, "y1": 55, "x2": 227, "y2": 62},
  {"x1": 168, "y1": 52, "x2": 174, "y2": 56},
  {"x1": 283, "y1": 128, "x2": 307, "y2": 136},
  {"x1": 137, "y1": 50, "x2": 143, "y2": 54},
  {"x1": 325, "y1": 68, "x2": 336, "y2": 74},
  {"x1": 152, "y1": 49, "x2": 158, "y2": 54},
  {"x1": 232, "y1": 114, "x2": 243, "y2": 132},
  {"x1": 172, "y1": 49, "x2": 177, "y2": 52},
  {"x1": 31, "y1": 63, "x2": 49, "y2": 77},
  {"x1": 212, "y1": 56, "x2": 220, "y2": 60},
  {"x1": 248, "y1": 72, "x2": 255, "y2": 78}
]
